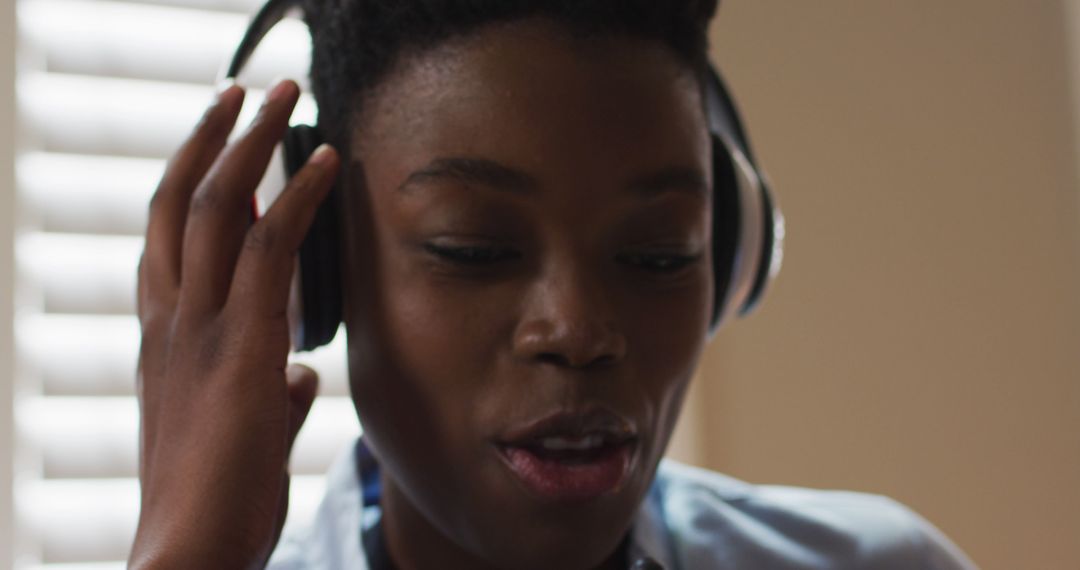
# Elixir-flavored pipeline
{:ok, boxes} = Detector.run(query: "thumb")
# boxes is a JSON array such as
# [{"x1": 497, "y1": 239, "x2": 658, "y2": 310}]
[{"x1": 284, "y1": 362, "x2": 319, "y2": 452}]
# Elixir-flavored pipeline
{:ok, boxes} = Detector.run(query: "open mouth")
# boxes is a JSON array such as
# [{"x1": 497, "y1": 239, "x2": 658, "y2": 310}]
[{"x1": 494, "y1": 409, "x2": 639, "y2": 502}]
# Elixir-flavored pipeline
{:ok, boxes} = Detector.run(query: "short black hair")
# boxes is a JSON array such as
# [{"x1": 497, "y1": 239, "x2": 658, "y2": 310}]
[{"x1": 300, "y1": 0, "x2": 720, "y2": 151}]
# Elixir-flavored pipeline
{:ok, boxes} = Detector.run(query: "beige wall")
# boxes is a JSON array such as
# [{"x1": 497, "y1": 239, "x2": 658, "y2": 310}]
[{"x1": 686, "y1": 1, "x2": 1080, "y2": 568}]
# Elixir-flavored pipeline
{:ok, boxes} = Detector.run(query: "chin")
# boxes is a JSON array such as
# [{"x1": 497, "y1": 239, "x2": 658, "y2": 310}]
[
  {"x1": 460, "y1": 458, "x2": 652, "y2": 570},
  {"x1": 476, "y1": 526, "x2": 629, "y2": 570}
]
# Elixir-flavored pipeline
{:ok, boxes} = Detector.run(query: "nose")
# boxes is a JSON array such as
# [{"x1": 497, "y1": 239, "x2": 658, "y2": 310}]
[{"x1": 511, "y1": 265, "x2": 627, "y2": 369}]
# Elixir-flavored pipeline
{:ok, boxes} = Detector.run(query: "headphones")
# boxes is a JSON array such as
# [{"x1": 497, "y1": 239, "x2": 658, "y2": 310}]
[{"x1": 225, "y1": 0, "x2": 785, "y2": 352}]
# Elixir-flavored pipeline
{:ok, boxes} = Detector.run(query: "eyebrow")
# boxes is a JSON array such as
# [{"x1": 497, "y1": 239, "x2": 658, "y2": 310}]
[
  {"x1": 627, "y1": 167, "x2": 709, "y2": 197},
  {"x1": 396, "y1": 157, "x2": 707, "y2": 197},
  {"x1": 398, "y1": 158, "x2": 537, "y2": 194}
]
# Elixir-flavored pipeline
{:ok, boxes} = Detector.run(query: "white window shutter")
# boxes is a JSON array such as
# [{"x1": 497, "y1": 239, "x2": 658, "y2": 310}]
[
  {"x1": 2, "y1": 0, "x2": 19, "y2": 567},
  {"x1": 13, "y1": 0, "x2": 358, "y2": 567}
]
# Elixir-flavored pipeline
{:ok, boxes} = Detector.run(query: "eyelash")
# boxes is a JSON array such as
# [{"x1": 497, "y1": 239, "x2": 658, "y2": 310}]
[
  {"x1": 616, "y1": 252, "x2": 702, "y2": 274},
  {"x1": 423, "y1": 243, "x2": 521, "y2": 266},
  {"x1": 424, "y1": 243, "x2": 700, "y2": 274}
]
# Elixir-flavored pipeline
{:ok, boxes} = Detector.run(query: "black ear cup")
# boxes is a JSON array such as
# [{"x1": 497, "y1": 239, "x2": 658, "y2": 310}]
[
  {"x1": 282, "y1": 124, "x2": 343, "y2": 351},
  {"x1": 708, "y1": 133, "x2": 741, "y2": 330},
  {"x1": 741, "y1": 173, "x2": 781, "y2": 317},
  {"x1": 703, "y1": 66, "x2": 783, "y2": 332}
]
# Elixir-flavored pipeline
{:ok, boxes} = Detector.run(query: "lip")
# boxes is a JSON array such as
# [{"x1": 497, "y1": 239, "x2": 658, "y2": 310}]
[
  {"x1": 497, "y1": 406, "x2": 638, "y2": 446},
  {"x1": 494, "y1": 407, "x2": 639, "y2": 502}
]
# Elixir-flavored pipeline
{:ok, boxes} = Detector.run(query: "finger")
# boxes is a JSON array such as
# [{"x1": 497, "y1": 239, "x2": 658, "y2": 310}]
[
  {"x1": 140, "y1": 84, "x2": 245, "y2": 313},
  {"x1": 268, "y1": 471, "x2": 292, "y2": 563},
  {"x1": 284, "y1": 362, "x2": 319, "y2": 452},
  {"x1": 178, "y1": 79, "x2": 301, "y2": 316},
  {"x1": 229, "y1": 144, "x2": 339, "y2": 319},
  {"x1": 268, "y1": 363, "x2": 317, "y2": 561}
]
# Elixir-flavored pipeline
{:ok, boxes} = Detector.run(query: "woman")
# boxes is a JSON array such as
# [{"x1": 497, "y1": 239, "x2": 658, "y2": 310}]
[{"x1": 128, "y1": 0, "x2": 976, "y2": 568}]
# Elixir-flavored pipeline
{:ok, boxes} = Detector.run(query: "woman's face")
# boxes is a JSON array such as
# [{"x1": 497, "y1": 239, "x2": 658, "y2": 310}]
[{"x1": 341, "y1": 18, "x2": 713, "y2": 570}]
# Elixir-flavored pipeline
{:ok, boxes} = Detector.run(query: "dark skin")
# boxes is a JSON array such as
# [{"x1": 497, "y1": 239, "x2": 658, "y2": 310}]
[{"x1": 130, "y1": 18, "x2": 712, "y2": 570}]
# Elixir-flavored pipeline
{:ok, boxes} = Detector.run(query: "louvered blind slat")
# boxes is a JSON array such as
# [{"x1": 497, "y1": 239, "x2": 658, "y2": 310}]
[
  {"x1": 19, "y1": 396, "x2": 359, "y2": 479},
  {"x1": 26, "y1": 563, "x2": 126, "y2": 570},
  {"x1": 17, "y1": 314, "x2": 350, "y2": 397},
  {"x1": 17, "y1": 152, "x2": 161, "y2": 236},
  {"x1": 111, "y1": 0, "x2": 265, "y2": 16},
  {"x1": 18, "y1": 74, "x2": 317, "y2": 159},
  {"x1": 18, "y1": 233, "x2": 141, "y2": 315},
  {"x1": 21, "y1": 0, "x2": 310, "y2": 87},
  {"x1": 17, "y1": 315, "x2": 140, "y2": 397},
  {"x1": 17, "y1": 476, "x2": 327, "y2": 564}
]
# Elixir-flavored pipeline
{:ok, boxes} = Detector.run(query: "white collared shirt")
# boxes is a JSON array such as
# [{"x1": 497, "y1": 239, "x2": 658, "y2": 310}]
[{"x1": 268, "y1": 440, "x2": 977, "y2": 569}]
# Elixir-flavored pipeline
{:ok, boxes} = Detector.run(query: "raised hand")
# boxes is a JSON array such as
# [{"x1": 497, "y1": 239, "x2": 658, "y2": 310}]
[{"x1": 129, "y1": 79, "x2": 339, "y2": 569}]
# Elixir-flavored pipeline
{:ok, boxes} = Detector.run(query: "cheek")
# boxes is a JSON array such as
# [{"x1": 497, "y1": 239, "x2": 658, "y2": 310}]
[
  {"x1": 624, "y1": 258, "x2": 713, "y2": 360},
  {"x1": 343, "y1": 192, "x2": 525, "y2": 477},
  {"x1": 368, "y1": 255, "x2": 517, "y2": 430},
  {"x1": 622, "y1": 264, "x2": 713, "y2": 446}
]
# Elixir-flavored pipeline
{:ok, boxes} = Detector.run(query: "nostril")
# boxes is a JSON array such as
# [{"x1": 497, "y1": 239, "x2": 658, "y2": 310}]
[
  {"x1": 536, "y1": 351, "x2": 616, "y2": 369},
  {"x1": 514, "y1": 317, "x2": 627, "y2": 369},
  {"x1": 537, "y1": 352, "x2": 571, "y2": 367},
  {"x1": 590, "y1": 354, "x2": 616, "y2": 367}
]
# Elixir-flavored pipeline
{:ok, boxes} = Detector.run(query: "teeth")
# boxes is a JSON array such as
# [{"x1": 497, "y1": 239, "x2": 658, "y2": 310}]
[{"x1": 538, "y1": 435, "x2": 605, "y2": 451}]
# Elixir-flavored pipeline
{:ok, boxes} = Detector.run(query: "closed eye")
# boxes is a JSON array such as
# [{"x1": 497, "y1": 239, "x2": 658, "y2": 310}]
[
  {"x1": 423, "y1": 242, "x2": 522, "y2": 266},
  {"x1": 616, "y1": 252, "x2": 702, "y2": 273}
]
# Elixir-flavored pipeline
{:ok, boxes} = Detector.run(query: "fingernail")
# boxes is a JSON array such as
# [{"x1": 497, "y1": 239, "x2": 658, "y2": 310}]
[
  {"x1": 211, "y1": 79, "x2": 243, "y2": 109},
  {"x1": 216, "y1": 78, "x2": 237, "y2": 96},
  {"x1": 309, "y1": 143, "x2": 336, "y2": 166},
  {"x1": 267, "y1": 79, "x2": 297, "y2": 103}
]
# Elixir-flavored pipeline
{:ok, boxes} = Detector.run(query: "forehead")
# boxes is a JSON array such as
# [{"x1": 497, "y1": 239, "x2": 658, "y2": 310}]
[{"x1": 351, "y1": 18, "x2": 709, "y2": 189}]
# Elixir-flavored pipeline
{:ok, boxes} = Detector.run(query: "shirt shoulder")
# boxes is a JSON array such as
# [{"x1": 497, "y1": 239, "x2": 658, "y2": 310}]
[
  {"x1": 652, "y1": 460, "x2": 978, "y2": 570},
  {"x1": 267, "y1": 442, "x2": 370, "y2": 570}
]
